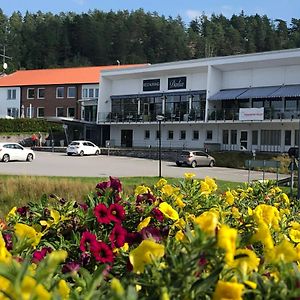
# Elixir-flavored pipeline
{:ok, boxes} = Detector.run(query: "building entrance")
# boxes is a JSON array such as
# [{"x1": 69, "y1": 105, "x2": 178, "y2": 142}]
[{"x1": 121, "y1": 130, "x2": 133, "y2": 147}]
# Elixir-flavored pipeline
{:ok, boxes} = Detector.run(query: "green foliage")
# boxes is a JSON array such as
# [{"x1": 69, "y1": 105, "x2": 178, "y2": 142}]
[{"x1": 0, "y1": 118, "x2": 62, "y2": 133}]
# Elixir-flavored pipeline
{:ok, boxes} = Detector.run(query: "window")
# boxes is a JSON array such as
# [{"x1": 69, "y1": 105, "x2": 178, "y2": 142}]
[
  {"x1": 144, "y1": 130, "x2": 150, "y2": 139},
  {"x1": 88, "y1": 89, "x2": 94, "y2": 98},
  {"x1": 56, "y1": 87, "x2": 64, "y2": 98},
  {"x1": 27, "y1": 88, "x2": 35, "y2": 99},
  {"x1": 156, "y1": 130, "x2": 160, "y2": 139},
  {"x1": 193, "y1": 130, "x2": 199, "y2": 140},
  {"x1": 82, "y1": 88, "x2": 88, "y2": 98},
  {"x1": 26, "y1": 106, "x2": 35, "y2": 118},
  {"x1": 252, "y1": 130, "x2": 258, "y2": 145},
  {"x1": 95, "y1": 88, "x2": 99, "y2": 98},
  {"x1": 56, "y1": 107, "x2": 64, "y2": 117},
  {"x1": 180, "y1": 130, "x2": 186, "y2": 140},
  {"x1": 222, "y1": 130, "x2": 229, "y2": 144},
  {"x1": 168, "y1": 130, "x2": 174, "y2": 140},
  {"x1": 67, "y1": 87, "x2": 76, "y2": 98},
  {"x1": 261, "y1": 130, "x2": 281, "y2": 146},
  {"x1": 285, "y1": 130, "x2": 291, "y2": 146},
  {"x1": 37, "y1": 107, "x2": 45, "y2": 118},
  {"x1": 37, "y1": 88, "x2": 45, "y2": 99},
  {"x1": 231, "y1": 130, "x2": 237, "y2": 145},
  {"x1": 7, "y1": 89, "x2": 16, "y2": 100},
  {"x1": 206, "y1": 130, "x2": 213, "y2": 140},
  {"x1": 67, "y1": 107, "x2": 75, "y2": 118},
  {"x1": 7, "y1": 108, "x2": 18, "y2": 118}
]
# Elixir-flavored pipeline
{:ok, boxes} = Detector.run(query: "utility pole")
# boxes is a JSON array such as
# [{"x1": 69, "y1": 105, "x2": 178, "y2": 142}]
[{"x1": 0, "y1": 45, "x2": 12, "y2": 72}]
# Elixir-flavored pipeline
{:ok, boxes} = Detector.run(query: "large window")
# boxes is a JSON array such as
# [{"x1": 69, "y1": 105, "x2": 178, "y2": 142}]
[
  {"x1": 67, "y1": 107, "x2": 75, "y2": 118},
  {"x1": 67, "y1": 87, "x2": 76, "y2": 98},
  {"x1": 7, "y1": 89, "x2": 16, "y2": 100},
  {"x1": 206, "y1": 130, "x2": 213, "y2": 140},
  {"x1": 144, "y1": 130, "x2": 150, "y2": 139},
  {"x1": 37, "y1": 107, "x2": 45, "y2": 118},
  {"x1": 285, "y1": 130, "x2": 291, "y2": 146},
  {"x1": 180, "y1": 130, "x2": 186, "y2": 140},
  {"x1": 231, "y1": 130, "x2": 237, "y2": 145},
  {"x1": 168, "y1": 130, "x2": 174, "y2": 140},
  {"x1": 7, "y1": 108, "x2": 18, "y2": 118},
  {"x1": 252, "y1": 131, "x2": 258, "y2": 145},
  {"x1": 27, "y1": 88, "x2": 35, "y2": 99},
  {"x1": 222, "y1": 130, "x2": 229, "y2": 144},
  {"x1": 56, "y1": 87, "x2": 64, "y2": 98},
  {"x1": 261, "y1": 130, "x2": 281, "y2": 146},
  {"x1": 193, "y1": 130, "x2": 199, "y2": 140},
  {"x1": 26, "y1": 106, "x2": 35, "y2": 118},
  {"x1": 37, "y1": 88, "x2": 45, "y2": 99}
]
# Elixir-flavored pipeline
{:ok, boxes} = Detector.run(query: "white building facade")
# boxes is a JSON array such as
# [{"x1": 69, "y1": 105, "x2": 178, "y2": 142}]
[
  {"x1": 97, "y1": 48, "x2": 300, "y2": 152},
  {"x1": 0, "y1": 86, "x2": 21, "y2": 118}
]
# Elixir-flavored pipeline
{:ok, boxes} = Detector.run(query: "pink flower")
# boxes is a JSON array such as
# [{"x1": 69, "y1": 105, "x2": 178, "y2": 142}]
[
  {"x1": 108, "y1": 203, "x2": 125, "y2": 223},
  {"x1": 80, "y1": 231, "x2": 97, "y2": 252},
  {"x1": 94, "y1": 203, "x2": 111, "y2": 224},
  {"x1": 109, "y1": 224, "x2": 127, "y2": 248}
]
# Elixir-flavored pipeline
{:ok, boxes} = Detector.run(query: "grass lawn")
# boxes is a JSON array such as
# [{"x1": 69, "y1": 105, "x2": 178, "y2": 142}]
[{"x1": 0, "y1": 175, "x2": 244, "y2": 217}]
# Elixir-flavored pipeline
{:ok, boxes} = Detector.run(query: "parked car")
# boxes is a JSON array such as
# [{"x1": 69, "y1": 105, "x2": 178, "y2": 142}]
[
  {"x1": 66, "y1": 140, "x2": 101, "y2": 156},
  {"x1": 0, "y1": 142, "x2": 35, "y2": 162},
  {"x1": 176, "y1": 150, "x2": 215, "y2": 168}
]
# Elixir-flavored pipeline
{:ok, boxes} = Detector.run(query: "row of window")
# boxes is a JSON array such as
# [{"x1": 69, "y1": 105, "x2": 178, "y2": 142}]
[
  {"x1": 144, "y1": 129, "x2": 213, "y2": 141},
  {"x1": 22, "y1": 107, "x2": 75, "y2": 118}
]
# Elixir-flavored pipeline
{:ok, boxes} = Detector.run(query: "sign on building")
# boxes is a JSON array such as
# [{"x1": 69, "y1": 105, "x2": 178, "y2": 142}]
[
  {"x1": 168, "y1": 76, "x2": 186, "y2": 90},
  {"x1": 239, "y1": 108, "x2": 264, "y2": 121},
  {"x1": 143, "y1": 79, "x2": 160, "y2": 91}
]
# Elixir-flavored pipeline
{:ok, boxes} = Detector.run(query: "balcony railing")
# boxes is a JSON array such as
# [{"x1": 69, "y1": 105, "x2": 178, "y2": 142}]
[{"x1": 98, "y1": 110, "x2": 206, "y2": 123}]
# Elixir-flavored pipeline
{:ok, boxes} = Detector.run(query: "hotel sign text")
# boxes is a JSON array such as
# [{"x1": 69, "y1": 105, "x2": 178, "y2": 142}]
[{"x1": 168, "y1": 76, "x2": 187, "y2": 90}]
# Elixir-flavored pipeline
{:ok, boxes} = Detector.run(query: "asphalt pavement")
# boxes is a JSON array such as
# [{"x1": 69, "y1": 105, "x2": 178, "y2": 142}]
[{"x1": 0, "y1": 151, "x2": 288, "y2": 183}]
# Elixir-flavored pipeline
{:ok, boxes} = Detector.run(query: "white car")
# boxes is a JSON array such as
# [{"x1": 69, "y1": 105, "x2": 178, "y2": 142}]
[
  {"x1": 66, "y1": 140, "x2": 101, "y2": 156},
  {"x1": 0, "y1": 142, "x2": 35, "y2": 162}
]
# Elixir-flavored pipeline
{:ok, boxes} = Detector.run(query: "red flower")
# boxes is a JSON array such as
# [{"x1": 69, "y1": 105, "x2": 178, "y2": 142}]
[
  {"x1": 109, "y1": 176, "x2": 122, "y2": 192},
  {"x1": 108, "y1": 203, "x2": 125, "y2": 223},
  {"x1": 91, "y1": 241, "x2": 114, "y2": 264},
  {"x1": 140, "y1": 226, "x2": 162, "y2": 242},
  {"x1": 32, "y1": 247, "x2": 52, "y2": 264},
  {"x1": 151, "y1": 207, "x2": 164, "y2": 222},
  {"x1": 94, "y1": 203, "x2": 111, "y2": 224},
  {"x1": 80, "y1": 231, "x2": 97, "y2": 252},
  {"x1": 109, "y1": 224, "x2": 127, "y2": 248}
]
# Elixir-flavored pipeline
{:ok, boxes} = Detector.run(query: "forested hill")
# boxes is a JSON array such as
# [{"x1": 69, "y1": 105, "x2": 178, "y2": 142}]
[{"x1": 1, "y1": 8, "x2": 300, "y2": 72}]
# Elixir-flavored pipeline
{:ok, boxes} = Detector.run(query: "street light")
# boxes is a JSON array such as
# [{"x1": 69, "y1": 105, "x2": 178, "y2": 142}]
[{"x1": 156, "y1": 115, "x2": 164, "y2": 178}]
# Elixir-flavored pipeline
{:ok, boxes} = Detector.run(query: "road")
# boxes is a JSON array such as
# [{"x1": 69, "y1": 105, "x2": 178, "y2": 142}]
[{"x1": 0, "y1": 152, "x2": 287, "y2": 183}]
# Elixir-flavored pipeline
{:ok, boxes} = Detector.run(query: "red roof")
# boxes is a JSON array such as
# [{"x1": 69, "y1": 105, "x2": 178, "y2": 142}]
[{"x1": 0, "y1": 64, "x2": 144, "y2": 87}]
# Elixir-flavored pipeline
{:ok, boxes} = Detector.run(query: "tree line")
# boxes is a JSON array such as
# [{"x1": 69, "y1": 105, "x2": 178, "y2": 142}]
[{"x1": 0, "y1": 9, "x2": 300, "y2": 72}]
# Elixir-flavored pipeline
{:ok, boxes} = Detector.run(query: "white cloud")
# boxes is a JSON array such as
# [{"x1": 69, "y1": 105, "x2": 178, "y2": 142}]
[
  {"x1": 185, "y1": 9, "x2": 204, "y2": 20},
  {"x1": 73, "y1": 0, "x2": 86, "y2": 6}
]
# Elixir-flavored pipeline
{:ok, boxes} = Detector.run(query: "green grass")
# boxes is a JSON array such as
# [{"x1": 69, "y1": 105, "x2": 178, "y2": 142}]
[{"x1": 0, "y1": 175, "x2": 244, "y2": 217}]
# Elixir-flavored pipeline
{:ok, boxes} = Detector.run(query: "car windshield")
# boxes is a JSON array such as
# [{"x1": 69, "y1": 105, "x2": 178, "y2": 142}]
[{"x1": 180, "y1": 151, "x2": 191, "y2": 156}]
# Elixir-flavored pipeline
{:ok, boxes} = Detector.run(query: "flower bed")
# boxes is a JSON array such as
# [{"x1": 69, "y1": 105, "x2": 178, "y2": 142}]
[{"x1": 1, "y1": 174, "x2": 300, "y2": 299}]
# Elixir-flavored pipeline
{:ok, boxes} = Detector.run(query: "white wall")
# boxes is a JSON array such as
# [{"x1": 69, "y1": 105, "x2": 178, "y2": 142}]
[
  {"x1": 0, "y1": 87, "x2": 20, "y2": 118},
  {"x1": 98, "y1": 78, "x2": 112, "y2": 122}
]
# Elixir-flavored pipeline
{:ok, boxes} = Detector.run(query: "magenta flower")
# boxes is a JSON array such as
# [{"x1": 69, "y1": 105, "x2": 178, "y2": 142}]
[
  {"x1": 109, "y1": 176, "x2": 122, "y2": 192},
  {"x1": 140, "y1": 226, "x2": 162, "y2": 242},
  {"x1": 94, "y1": 203, "x2": 111, "y2": 224},
  {"x1": 32, "y1": 247, "x2": 52, "y2": 264},
  {"x1": 62, "y1": 261, "x2": 81, "y2": 274},
  {"x1": 126, "y1": 232, "x2": 142, "y2": 246},
  {"x1": 108, "y1": 203, "x2": 125, "y2": 223},
  {"x1": 3, "y1": 233, "x2": 13, "y2": 250},
  {"x1": 151, "y1": 207, "x2": 164, "y2": 222},
  {"x1": 109, "y1": 224, "x2": 127, "y2": 248},
  {"x1": 16, "y1": 206, "x2": 30, "y2": 217},
  {"x1": 91, "y1": 241, "x2": 114, "y2": 264},
  {"x1": 80, "y1": 231, "x2": 97, "y2": 252},
  {"x1": 136, "y1": 191, "x2": 156, "y2": 205}
]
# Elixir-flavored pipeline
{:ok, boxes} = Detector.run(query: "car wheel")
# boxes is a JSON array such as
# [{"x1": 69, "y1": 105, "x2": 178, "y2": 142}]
[
  {"x1": 95, "y1": 150, "x2": 100, "y2": 155},
  {"x1": 176, "y1": 161, "x2": 182, "y2": 167},
  {"x1": 209, "y1": 160, "x2": 215, "y2": 167},
  {"x1": 191, "y1": 160, "x2": 197, "y2": 168},
  {"x1": 2, "y1": 154, "x2": 9, "y2": 163},
  {"x1": 26, "y1": 154, "x2": 34, "y2": 162},
  {"x1": 79, "y1": 150, "x2": 84, "y2": 156}
]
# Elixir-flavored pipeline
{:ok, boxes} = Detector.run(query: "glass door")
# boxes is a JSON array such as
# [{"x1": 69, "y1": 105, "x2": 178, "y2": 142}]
[{"x1": 240, "y1": 131, "x2": 248, "y2": 150}]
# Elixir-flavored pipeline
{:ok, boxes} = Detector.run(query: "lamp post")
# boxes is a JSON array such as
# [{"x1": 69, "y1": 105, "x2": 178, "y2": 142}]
[{"x1": 156, "y1": 115, "x2": 164, "y2": 178}]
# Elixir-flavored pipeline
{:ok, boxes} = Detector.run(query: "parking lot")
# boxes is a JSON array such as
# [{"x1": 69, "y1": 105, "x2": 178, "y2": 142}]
[{"x1": 0, "y1": 151, "x2": 286, "y2": 183}]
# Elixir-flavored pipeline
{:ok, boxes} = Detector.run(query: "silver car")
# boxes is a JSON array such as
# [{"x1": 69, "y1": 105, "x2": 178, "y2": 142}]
[
  {"x1": 176, "y1": 150, "x2": 215, "y2": 168},
  {"x1": 0, "y1": 142, "x2": 35, "y2": 162},
  {"x1": 66, "y1": 140, "x2": 101, "y2": 156}
]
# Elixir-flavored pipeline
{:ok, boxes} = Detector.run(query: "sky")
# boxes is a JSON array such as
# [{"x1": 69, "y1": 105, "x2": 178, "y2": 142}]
[{"x1": 1, "y1": 0, "x2": 299, "y2": 25}]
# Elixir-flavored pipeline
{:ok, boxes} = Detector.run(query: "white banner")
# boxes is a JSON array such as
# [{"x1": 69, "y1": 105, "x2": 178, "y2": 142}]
[{"x1": 239, "y1": 108, "x2": 264, "y2": 121}]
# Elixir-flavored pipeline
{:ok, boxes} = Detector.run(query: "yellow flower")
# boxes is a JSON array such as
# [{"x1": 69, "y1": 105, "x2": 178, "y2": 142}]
[
  {"x1": 229, "y1": 249, "x2": 260, "y2": 274},
  {"x1": 0, "y1": 233, "x2": 12, "y2": 264},
  {"x1": 21, "y1": 276, "x2": 37, "y2": 300},
  {"x1": 175, "y1": 230, "x2": 185, "y2": 241},
  {"x1": 272, "y1": 240, "x2": 298, "y2": 263},
  {"x1": 200, "y1": 181, "x2": 211, "y2": 196},
  {"x1": 47, "y1": 250, "x2": 68, "y2": 268},
  {"x1": 281, "y1": 193, "x2": 290, "y2": 205},
  {"x1": 194, "y1": 211, "x2": 218, "y2": 236},
  {"x1": 14, "y1": 223, "x2": 43, "y2": 247},
  {"x1": 160, "y1": 287, "x2": 170, "y2": 300},
  {"x1": 252, "y1": 221, "x2": 274, "y2": 250},
  {"x1": 253, "y1": 204, "x2": 280, "y2": 230},
  {"x1": 289, "y1": 228, "x2": 300, "y2": 243},
  {"x1": 155, "y1": 178, "x2": 167, "y2": 188},
  {"x1": 161, "y1": 184, "x2": 174, "y2": 197},
  {"x1": 35, "y1": 284, "x2": 51, "y2": 300},
  {"x1": 225, "y1": 191, "x2": 234, "y2": 205},
  {"x1": 247, "y1": 207, "x2": 253, "y2": 216},
  {"x1": 135, "y1": 185, "x2": 150, "y2": 196},
  {"x1": 158, "y1": 202, "x2": 179, "y2": 221},
  {"x1": 0, "y1": 275, "x2": 12, "y2": 294},
  {"x1": 213, "y1": 280, "x2": 244, "y2": 300},
  {"x1": 184, "y1": 172, "x2": 195, "y2": 180},
  {"x1": 137, "y1": 217, "x2": 151, "y2": 232},
  {"x1": 174, "y1": 218, "x2": 186, "y2": 229},
  {"x1": 244, "y1": 280, "x2": 257, "y2": 289},
  {"x1": 129, "y1": 240, "x2": 165, "y2": 273},
  {"x1": 174, "y1": 194, "x2": 185, "y2": 208},
  {"x1": 205, "y1": 176, "x2": 217, "y2": 192},
  {"x1": 231, "y1": 207, "x2": 241, "y2": 219},
  {"x1": 111, "y1": 278, "x2": 125, "y2": 297},
  {"x1": 217, "y1": 225, "x2": 237, "y2": 263},
  {"x1": 58, "y1": 279, "x2": 70, "y2": 300},
  {"x1": 290, "y1": 221, "x2": 300, "y2": 230},
  {"x1": 5, "y1": 207, "x2": 16, "y2": 221}
]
